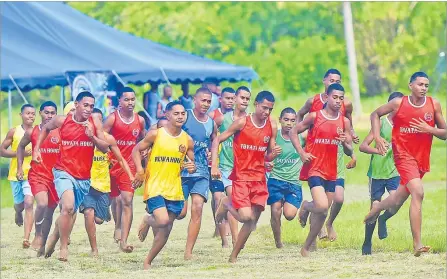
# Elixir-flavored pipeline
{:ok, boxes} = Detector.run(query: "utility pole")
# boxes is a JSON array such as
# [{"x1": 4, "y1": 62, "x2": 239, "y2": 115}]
[{"x1": 343, "y1": 2, "x2": 362, "y2": 116}]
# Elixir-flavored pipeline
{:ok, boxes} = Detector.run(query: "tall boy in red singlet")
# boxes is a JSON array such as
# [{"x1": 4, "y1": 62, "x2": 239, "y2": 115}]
[
  {"x1": 33, "y1": 91, "x2": 109, "y2": 261},
  {"x1": 211, "y1": 91, "x2": 281, "y2": 263},
  {"x1": 290, "y1": 83, "x2": 353, "y2": 257},
  {"x1": 103, "y1": 86, "x2": 146, "y2": 252},
  {"x1": 17, "y1": 101, "x2": 60, "y2": 257},
  {"x1": 364, "y1": 72, "x2": 446, "y2": 257}
]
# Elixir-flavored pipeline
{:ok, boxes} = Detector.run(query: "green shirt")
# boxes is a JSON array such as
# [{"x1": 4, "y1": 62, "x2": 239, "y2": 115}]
[
  {"x1": 270, "y1": 129, "x2": 304, "y2": 185},
  {"x1": 337, "y1": 144, "x2": 345, "y2": 179},
  {"x1": 218, "y1": 112, "x2": 234, "y2": 172},
  {"x1": 367, "y1": 117, "x2": 399, "y2": 179}
]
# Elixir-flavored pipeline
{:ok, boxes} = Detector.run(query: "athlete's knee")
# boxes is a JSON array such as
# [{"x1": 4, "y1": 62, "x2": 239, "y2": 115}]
[
  {"x1": 157, "y1": 217, "x2": 171, "y2": 228},
  {"x1": 284, "y1": 213, "x2": 295, "y2": 221},
  {"x1": 121, "y1": 196, "x2": 133, "y2": 207},
  {"x1": 333, "y1": 194, "x2": 344, "y2": 204},
  {"x1": 60, "y1": 204, "x2": 75, "y2": 216},
  {"x1": 83, "y1": 208, "x2": 94, "y2": 218},
  {"x1": 94, "y1": 217, "x2": 104, "y2": 225},
  {"x1": 24, "y1": 198, "x2": 34, "y2": 210},
  {"x1": 176, "y1": 211, "x2": 187, "y2": 220}
]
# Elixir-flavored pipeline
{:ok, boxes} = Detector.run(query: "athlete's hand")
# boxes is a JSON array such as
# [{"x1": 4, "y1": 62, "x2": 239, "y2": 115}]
[
  {"x1": 84, "y1": 122, "x2": 94, "y2": 138},
  {"x1": 410, "y1": 117, "x2": 433, "y2": 134},
  {"x1": 299, "y1": 152, "x2": 316, "y2": 164},
  {"x1": 206, "y1": 148, "x2": 211, "y2": 162},
  {"x1": 184, "y1": 161, "x2": 196, "y2": 174},
  {"x1": 336, "y1": 132, "x2": 348, "y2": 143},
  {"x1": 25, "y1": 149, "x2": 32, "y2": 157},
  {"x1": 272, "y1": 145, "x2": 282, "y2": 158},
  {"x1": 374, "y1": 136, "x2": 389, "y2": 156},
  {"x1": 211, "y1": 166, "x2": 222, "y2": 180},
  {"x1": 32, "y1": 149, "x2": 42, "y2": 164},
  {"x1": 346, "y1": 157, "x2": 357, "y2": 169},
  {"x1": 132, "y1": 171, "x2": 145, "y2": 189},
  {"x1": 265, "y1": 161, "x2": 274, "y2": 172},
  {"x1": 351, "y1": 130, "x2": 360, "y2": 144},
  {"x1": 16, "y1": 169, "x2": 24, "y2": 181},
  {"x1": 140, "y1": 149, "x2": 148, "y2": 160}
]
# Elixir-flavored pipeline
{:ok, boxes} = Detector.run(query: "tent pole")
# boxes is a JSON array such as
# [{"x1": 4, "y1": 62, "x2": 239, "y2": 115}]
[
  {"x1": 111, "y1": 70, "x2": 152, "y2": 122},
  {"x1": 8, "y1": 89, "x2": 12, "y2": 129},
  {"x1": 60, "y1": 86, "x2": 65, "y2": 113},
  {"x1": 159, "y1": 67, "x2": 172, "y2": 86},
  {"x1": 9, "y1": 75, "x2": 28, "y2": 104}
]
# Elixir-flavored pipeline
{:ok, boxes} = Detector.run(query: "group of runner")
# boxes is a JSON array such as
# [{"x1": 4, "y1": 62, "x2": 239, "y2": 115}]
[{"x1": 1, "y1": 69, "x2": 445, "y2": 268}]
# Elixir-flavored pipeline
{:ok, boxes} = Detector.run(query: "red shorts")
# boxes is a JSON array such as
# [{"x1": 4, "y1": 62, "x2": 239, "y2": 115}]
[
  {"x1": 110, "y1": 169, "x2": 135, "y2": 198},
  {"x1": 28, "y1": 174, "x2": 59, "y2": 208},
  {"x1": 231, "y1": 180, "x2": 268, "y2": 210},
  {"x1": 395, "y1": 158, "x2": 426, "y2": 190}
]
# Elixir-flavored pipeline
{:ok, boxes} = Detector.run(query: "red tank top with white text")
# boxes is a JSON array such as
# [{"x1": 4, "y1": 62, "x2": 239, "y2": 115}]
[
  {"x1": 310, "y1": 93, "x2": 346, "y2": 116},
  {"x1": 54, "y1": 115, "x2": 96, "y2": 179},
  {"x1": 229, "y1": 115, "x2": 272, "y2": 181},
  {"x1": 110, "y1": 111, "x2": 143, "y2": 173},
  {"x1": 300, "y1": 110, "x2": 345, "y2": 181},
  {"x1": 211, "y1": 108, "x2": 223, "y2": 120},
  {"x1": 392, "y1": 96, "x2": 435, "y2": 172},
  {"x1": 29, "y1": 126, "x2": 61, "y2": 181}
]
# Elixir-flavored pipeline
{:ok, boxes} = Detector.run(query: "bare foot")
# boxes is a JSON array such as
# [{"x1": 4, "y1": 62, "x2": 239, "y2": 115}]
[
  {"x1": 414, "y1": 246, "x2": 431, "y2": 257},
  {"x1": 138, "y1": 216, "x2": 151, "y2": 242},
  {"x1": 58, "y1": 249, "x2": 68, "y2": 262},
  {"x1": 229, "y1": 256, "x2": 237, "y2": 263},
  {"x1": 114, "y1": 229, "x2": 121, "y2": 243},
  {"x1": 44, "y1": 233, "x2": 58, "y2": 258},
  {"x1": 298, "y1": 201, "x2": 310, "y2": 228},
  {"x1": 37, "y1": 245, "x2": 46, "y2": 257},
  {"x1": 275, "y1": 241, "x2": 284, "y2": 249},
  {"x1": 31, "y1": 236, "x2": 42, "y2": 251},
  {"x1": 309, "y1": 240, "x2": 317, "y2": 252},
  {"x1": 119, "y1": 241, "x2": 134, "y2": 253},
  {"x1": 300, "y1": 247, "x2": 310, "y2": 257},
  {"x1": 326, "y1": 224, "x2": 337, "y2": 242},
  {"x1": 15, "y1": 211, "x2": 23, "y2": 227},
  {"x1": 364, "y1": 201, "x2": 381, "y2": 224},
  {"x1": 215, "y1": 196, "x2": 229, "y2": 224},
  {"x1": 22, "y1": 239, "x2": 30, "y2": 249},
  {"x1": 91, "y1": 249, "x2": 99, "y2": 258},
  {"x1": 213, "y1": 226, "x2": 219, "y2": 238},
  {"x1": 68, "y1": 237, "x2": 71, "y2": 245},
  {"x1": 143, "y1": 262, "x2": 152, "y2": 270},
  {"x1": 184, "y1": 253, "x2": 193, "y2": 260},
  {"x1": 318, "y1": 226, "x2": 328, "y2": 240}
]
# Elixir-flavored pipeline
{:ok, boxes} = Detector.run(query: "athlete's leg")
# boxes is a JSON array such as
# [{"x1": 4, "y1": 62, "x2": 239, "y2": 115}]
[
  {"x1": 38, "y1": 205, "x2": 56, "y2": 257},
  {"x1": 225, "y1": 186, "x2": 238, "y2": 245},
  {"x1": 33, "y1": 192, "x2": 48, "y2": 250},
  {"x1": 326, "y1": 184, "x2": 344, "y2": 241},
  {"x1": 377, "y1": 177, "x2": 403, "y2": 240},
  {"x1": 213, "y1": 191, "x2": 229, "y2": 247},
  {"x1": 270, "y1": 201, "x2": 283, "y2": 248},
  {"x1": 111, "y1": 196, "x2": 122, "y2": 242},
  {"x1": 144, "y1": 208, "x2": 177, "y2": 269},
  {"x1": 138, "y1": 213, "x2": 152, "y2": 242},
  {"x1": 119, "y1": 191, "x2": 134, "y2": 253},
  {"x1": 83, "y1": 208, "x2": 98, "y2": 256},
  {"x1": 364, "y1": 184, "x2": 409, "y2": 224},
  {"x1": 58, "y1": 189, "x2": 76, "y2": 261},
  {"x1": 23, "y1": 194, "x2": 35, "y2": 249},
  {"x1": 45, "y1": 216, "x2": 60, "y2": 258},
  {"x1": 14, "y1": 202, "x2": 25, "y2": 227},
  {"x1": 184, "y1": 193, "x2": 206, "y2": 260},
  {"x1": 362, "y1": 200, "x2": 378, "y2": 255}
]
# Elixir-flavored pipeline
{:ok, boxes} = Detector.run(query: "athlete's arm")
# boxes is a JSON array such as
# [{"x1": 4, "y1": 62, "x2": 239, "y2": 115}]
[
  {"x1": 359, "y1": 130, "x2": 380, "y2": 155},
  {"x1": 213, "y1": 113, "x2": 224, "y2": 128},
  {"x1": 183, "y1": 135, "x2": 196, "y2": 174},
  {"x1": 296, "y1": 97, "x2": 313, "y2": 122},
  {"x1": 34, "y1": 116, "x2": 65, "y2": 163},
  {"x1": 409, "y1": 98, "x2": 447, "y2": 140},
  {"x1": 16, "y1": 128, "x2": 32, "y2": 180},
  {"x1": 102, "y1": 113, "x2": 115, "y2": 133},
  {"x1": 370, "y1": 98, "x2": 401, "y2": 155},
  {"x1": 290, "y1": 112, "x2": 316, "y2": 163},
  {"x1": 137, "y1": 115, "x2": 147, "y2": 140},
  {"x1": 0, "y1": 128, "x2": 16, "y2": 158},
  {"x1": 132, "y1": 129, "x2": 157, "y2": 188},
  {"x1": 156, "y1": 103, "x2": 164, "y2": 119},
  {"x1": 106, "y1": 134, "x2": 134, "y2": 182},
  {"x1": 344, "y1": 99, "x2": 359, "y2": 144},
  {"x1": 90, "y1": 114, "x2": 110, "y2": 153},
  {"x1": 265, "y1": 119, "x2": 281, "y2": 161},
  {"x1": 341, "y1": 117, "x2": 354, "y2": 157},
  {"x1": 208, "y1": 110, "x2": 215, "y2": 120}
]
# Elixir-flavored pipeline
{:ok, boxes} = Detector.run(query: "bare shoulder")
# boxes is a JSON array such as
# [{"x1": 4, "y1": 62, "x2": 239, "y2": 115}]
[
  {"x1": 432, "y1": 97, "x2": 443, "y2": 110},
  {"x1": 269, "y1": 117, "x2": 278, "y2": 129}
]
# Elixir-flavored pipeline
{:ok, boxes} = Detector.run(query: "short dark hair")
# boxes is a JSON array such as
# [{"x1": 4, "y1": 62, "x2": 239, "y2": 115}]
[
  {"x1": 21, "y1": 104, "x2": 34, "y2": 113},
  {"x1": 221, "y1": 87, "x2": 235, "y2": 95},
  {"x1": 255, "y1": 91, "x2": 275, "y2": 103},
  {"x1": 324, "y1": 68, "x2": 342, "y2": 79},
  {"x1": 236, "y1": 86, "x2": 251, "y2": 95},
  {"x1": 75, "y1": 91, "x2": 95, "y2": 102},
  {"x1": 117, "y1": 86, "x2": 135, "y2": 99},
  {"x1": 195, "y1": 87, "x2": 212, "y2": 96},
  {"x1": 327, "y1": 83, "x2": 345, "y2": 95},
  {"x1": 388, "y1": 91, "x2": 404, "y2": 102},
  {"x1": 165, "y1": 100, "x2": 184, "y2": 112},
  {"x1": 92, "y1": 108, "x2": 103, "y2": 116},
  {"x1": 280, "y1": 107, "x2": 296, "y2": 118},
  {"x1": 39, "y1": 101, "x2": 57, "y2": 112},
  {"x1": 410, "y1": 72, "x2": 429, "y2": 83},
  {"x1": 157, "y1": 117, "x2": 168, "y2": 128}
]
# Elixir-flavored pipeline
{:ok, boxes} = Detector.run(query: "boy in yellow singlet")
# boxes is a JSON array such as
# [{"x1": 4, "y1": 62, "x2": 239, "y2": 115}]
[
  {"x1": 132, "y1": 101, "x2": 196, "y2": 269},
  {"x1": 0, "y1": 104, "x2": 36, "y2": 248}
]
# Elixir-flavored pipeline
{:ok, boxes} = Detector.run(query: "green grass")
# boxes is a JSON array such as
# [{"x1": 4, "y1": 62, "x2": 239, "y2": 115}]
[{"x1": 271, "y1": 188, "x2": 446, "y2": 253}]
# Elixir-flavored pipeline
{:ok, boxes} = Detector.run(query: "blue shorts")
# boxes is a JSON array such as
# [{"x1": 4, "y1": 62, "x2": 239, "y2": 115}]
[
  {"x1": 369, "y1": 176, "x2": 400, "y2": 201},
  {"x1": 146, "y1": 195, "x2": 184, "y2": 217},
  {"x1": 79, "y1": 187, "x2": 111, "y2": 222},
  {"x1": 336, "y1": 178, "x2": 345, "y2": 188},
  {"x1": 9, "y1": 180, "x2": 32, "y2": 204},
  {"x1": 53, "y1": 169, "x2": 91, "y2": 212},
  {"x1": 182, "y1": 176, "x2": 209, "y2": 202},
  {"x1": 210, "y1": 180, "x2": 224, "y2": 193},
  {"x1": 308, "y1": 176, "x2": 336, "y2": 193},
  {"x1": 267, "y1": 178, "x2": 303, "y2": 209}
]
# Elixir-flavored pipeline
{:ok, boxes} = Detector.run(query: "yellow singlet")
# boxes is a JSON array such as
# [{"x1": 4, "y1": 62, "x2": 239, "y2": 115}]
[
  {"x1": 90, "y1": 146, "x2": 111, "y2": 193},
  {"x1": 8, "y1": 125, "x2": 32, "y2": 181},
  {"x1": 143, "y1": 128, "x2": 189, "y2": 201}
]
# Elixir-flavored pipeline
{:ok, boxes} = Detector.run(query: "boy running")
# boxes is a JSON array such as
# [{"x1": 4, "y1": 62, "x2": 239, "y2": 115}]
[
  {"x1": 1, "y1": 104, "x2": 36, "y2": 249},
  {"x1": 290, "y1": 83, "x2": 354, "y2": 257},
  {"x1": 364, "y1": 72, "x2": 446, "y2": 256},
  {"x1": 359, "y1": 92, "x2": 404, "y2": 255},
  {"x1": 132, "y1": 101, "x2": 196, "y2": 269}
]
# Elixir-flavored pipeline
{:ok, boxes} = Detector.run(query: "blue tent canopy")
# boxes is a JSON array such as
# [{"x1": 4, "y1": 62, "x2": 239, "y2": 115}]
[{"x1": 0, "y1": 2, "x2": 258, "y2": 91}]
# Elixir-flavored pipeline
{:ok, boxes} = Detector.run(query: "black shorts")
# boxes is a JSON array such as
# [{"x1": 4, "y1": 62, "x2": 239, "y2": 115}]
[
  {"x1": 369, "y1": 176, "x2": 400, "y2": 201},
  {"x1": 308, "y1": 176, "x2": 336, "y2": 193},
  {"x1": 79, "y1": 187, "x2": 111, "y2": 222}
]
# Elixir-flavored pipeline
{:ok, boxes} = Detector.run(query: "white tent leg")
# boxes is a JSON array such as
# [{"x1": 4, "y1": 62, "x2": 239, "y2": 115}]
[
  {"x1": 8, "y1": 89, "x2": 12, "y2": 129},
  {"x1": 60, "y1": 86, "x2": 65, "y2": 114}
]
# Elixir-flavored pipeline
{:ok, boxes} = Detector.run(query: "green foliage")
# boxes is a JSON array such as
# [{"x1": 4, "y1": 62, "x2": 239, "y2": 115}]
[{"x1": 69, "y1": 2, "x2": 447, "y2": 96}]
